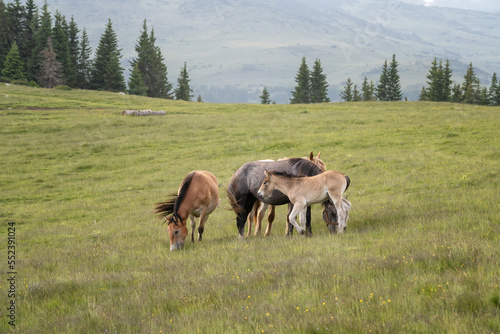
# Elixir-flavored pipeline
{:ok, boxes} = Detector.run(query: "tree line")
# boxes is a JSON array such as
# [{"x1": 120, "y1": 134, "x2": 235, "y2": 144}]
[
  {"x1": 338, "y1": 54, "x2": 499, "y2": 106},
  {"x1": 2, "y1": 1, "x2": 499, "y2": 105},
  {"x1": 0, "y1": 0, "x2": 194, "y2": 100}
]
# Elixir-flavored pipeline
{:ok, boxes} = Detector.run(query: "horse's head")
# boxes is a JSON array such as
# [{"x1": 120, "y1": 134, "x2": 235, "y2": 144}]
[
  {"x1": 307, "y1": 151, "x2": 326, "y2": 172},
  {"x1": 323, "y1": 198, "x2": 351, "y2": 234},
  {"x1": 257, "y1": 170, "x2": 275, "y2": 200},
  {"x1": 167, "y1": 214, "x2": 188, "y2": 251}
]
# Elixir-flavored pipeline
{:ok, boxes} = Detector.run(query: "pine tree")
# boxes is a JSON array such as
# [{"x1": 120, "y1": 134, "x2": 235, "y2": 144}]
[
  {"x1": 376, "y1": 59, "x2": 389, "y2": 101},
  {"x1": 310, "y1": 58, "x2": 330, "y2": 103},
  {"x1": 131, "y1": 20, "x2": 172, "y2": 99},
  {"x1": 361, "y1": 77, "x2": 375, "y2": 101},
  {"x1": 174, "y1": 62, "x2": 193, "y2": 101},
  {"x1": 340, "y1": 77, "x2": 353, "y2": 102},
  {"x1": 0, "y1": 0, "x2": 10, "y2": 73},
  {"x1": 260, "y1": 86, "x2": 271, "y2": 104},
  {"x1": 21, "y1": 0, "x2": 38, "y2": 81},
  {"x1": 39, "y1": 37, "x2": 64, "y2": 88},
  {"x1": 6, "y1": 0, "x2": 25, "y2": 46},
  {"x1": 422, "y1": 58, "x2": 453, "y2": 102},
  {"x1": 65, "y1": 17, "x2": 79, "y2": 87},
  {"x1": 451, "y1": 83, "x2": 462, "y2": 103},
  {"x1": 290, "y1": 56, "x2": 310, "y2": 104},
  {"x1": 197, "y1": 95, "x2": 203, "y2": 103},
  {"x1": 387, "y1": 54, "x2": 402, "y2": 101},
  {"x1": 441, "y1": 60, "x2": 453, "y2": 101},
  {"x1": 28, "y1": 1, "x2": 51, "y2": 85},
  {"x1": 462, "y1": 62, "x2": 481, "y2": 104},
  {"x1": 77, "y1": 28, "x2": 92, "y2": 89},
  {"x1": 52, "y1": 11, "x2": 72, "y2": 86},
  {"x1": 2, "y1": 41, "x2": 25, "y2": 80},
  {"x1": 489, "y1": 72, "x2": 499, "y2": 106},
  {"x1": 90, "y1": 19, "x2": 126, "y2": 92},
  {"x1": 353, "y1": 84, "x2": 361, "y2": 102},
  {"x1": 128, "y1": 63, "x2": 147, "y2": 96}
]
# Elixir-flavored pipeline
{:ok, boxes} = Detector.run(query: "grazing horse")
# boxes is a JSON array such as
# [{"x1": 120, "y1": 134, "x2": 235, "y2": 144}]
[
  {"x1": 226, "y1": 154, "x2": 337, "y2": 238},
  {"x1": 258, "y1": 170, "x2": 351, "y2": 235},
  {"x1": 247, "y1": 152, "x2": 326, "y2": 236},
  {"x1": 154, "y1": 171, "x2": 219, "y2": 251}
]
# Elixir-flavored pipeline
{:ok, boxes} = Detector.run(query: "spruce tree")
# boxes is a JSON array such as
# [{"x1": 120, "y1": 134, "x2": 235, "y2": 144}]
[
  {"x1": 52, "y1": 11, "x2": 72, "y2": 86},
  {"x1": 489, "y1": 72, "x2": 499, "y2": 106},
  {"x1": 353, "y1": 84, "x2": 361, "y2": 102},
  {"x1": 21, "y1": 0, "x2": 38, "y2": 81},
  {"x1": 66, "y1": 17, "x2": 79, "y2": 87},
  {"x1": 38, "y1": 37, "x2": 64, "y2": 88},
  {"x1": 451, "y1": 83, "x2": 462, "y2": 103},
  {"x1": 0, "y1": 0, "x2": 10, "y2": 72},
  {"x1": 361, "y1": 77, "x2": 375, "y2": 101},
  {"x1": 290, "y1": 56, "x2": 310, "y2": 104},
  {"x1": 2, "y1": 41, "x2": 25, "y2": 80},
  {"x1": 131, "y1": 20, "x2": 172, "y2": 99},
  {"x1": 77, "y1": 28, "x2": 92, "y2": 89},
  {"x1": 260, "y1": 86, "x2": 271, "y2": 104},
  {"x1": 310, "y1": 58, "x2": 330, "y2": 103},
  {"x1": 174, "y1": 62, "x2": 193, "y2": 101},
  {"x1": 128, "y1": 63, "x2": 147, "y2": 96},
  {"x1": 441, "y1": 60, "x2": 453, "y2": 101},
  {"x1": 387, "y1": 54, "x2": 402, "y2": 101},
  {"x1": 28, "y1": 1, "x2": 51, "y2": 85},
  {"x1": 90, "y1": 19, "x2": 126, "y2": 92},
  {"x1": 340, "y1": 77, "x2": 353, "y2": 102},
  {"x1": 376, "y1": 59, "x2": 389, "y2": 101},
  {"x1": 462, "y1": 63, "x2": 480, "y2": 104}
]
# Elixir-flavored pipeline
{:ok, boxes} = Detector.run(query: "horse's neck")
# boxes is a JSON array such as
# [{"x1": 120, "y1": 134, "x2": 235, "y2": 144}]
[{"x1": 273, "y1": 176, "x2": 297, "y2": 195}]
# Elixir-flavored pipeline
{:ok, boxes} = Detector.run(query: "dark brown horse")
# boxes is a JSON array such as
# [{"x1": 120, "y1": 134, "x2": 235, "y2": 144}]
[
  {"x1": 155, "y1": 171, "x2": 219, "y2": 251},
  {"x1": 226, "y1": 155, "x2": 338, "y2": 238}
]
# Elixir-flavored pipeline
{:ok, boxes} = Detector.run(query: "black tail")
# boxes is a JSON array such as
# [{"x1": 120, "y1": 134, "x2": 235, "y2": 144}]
[{"x1": 344, "y1": 175, "x2": 351, "y2": 192}]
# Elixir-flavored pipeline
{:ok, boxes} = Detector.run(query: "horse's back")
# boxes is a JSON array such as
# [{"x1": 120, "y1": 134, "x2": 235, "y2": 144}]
[{"x1": 192, "y1": 171, "x2": 219, "y2": 211}]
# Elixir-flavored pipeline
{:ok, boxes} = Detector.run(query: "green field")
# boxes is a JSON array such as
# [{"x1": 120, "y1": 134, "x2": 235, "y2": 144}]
[{"x1": 1, "y1": 85, "x2": 499, "y2": 333}]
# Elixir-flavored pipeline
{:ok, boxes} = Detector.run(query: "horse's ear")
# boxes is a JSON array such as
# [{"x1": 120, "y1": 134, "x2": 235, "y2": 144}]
[
  {"x1": 264, "y1": 169, "x2": 270, "y2": 177},
  {"x1": 316, "y1": 152, "x2": 321, "y2": 159},
  {"x1": 309, "y1": 151, "x2": 314, "y2": 160}
]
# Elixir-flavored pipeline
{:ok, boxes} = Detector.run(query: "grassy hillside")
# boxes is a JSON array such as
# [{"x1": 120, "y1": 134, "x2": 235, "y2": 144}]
[{"x1": 0, "y1": 85, "x2": 499, "y2": 333}]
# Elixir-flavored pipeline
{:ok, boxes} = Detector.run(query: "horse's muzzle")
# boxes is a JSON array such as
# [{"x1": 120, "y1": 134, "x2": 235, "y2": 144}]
[{"x1": 170, "y1": 242, "x2": 184, "y2": 251}]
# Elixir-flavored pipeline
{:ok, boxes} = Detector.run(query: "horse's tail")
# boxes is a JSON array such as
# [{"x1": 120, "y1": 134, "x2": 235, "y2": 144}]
[
  {"x1": 225, "y1": 187, "x2": 245, "y2": 214},
  {"x1": 344, "y1": 175, "x2": 351, "y2": 193},
  {"x1": 154, "y1": 172, "x2": 196, "y2": 220}
]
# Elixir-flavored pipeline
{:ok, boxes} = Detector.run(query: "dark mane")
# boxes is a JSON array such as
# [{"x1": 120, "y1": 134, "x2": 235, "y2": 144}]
[
  {"x1": 287, "y1": 157, "x2": 323, "y2": 176},
  {"x1": 268, "y1": 170, "x2": 299, "y2": 178},
  {"x1": 154, "y1": 172, "x2": 195, "y2": 221}
]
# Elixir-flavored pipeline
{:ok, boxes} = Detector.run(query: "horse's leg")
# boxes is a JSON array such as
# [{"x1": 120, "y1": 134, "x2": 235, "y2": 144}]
[
  {"x1": 237, "y1": 195, "x2": 256, "y2": 238},
  {"x1": 264, "y1": 205, "x2": 275, "y2": 236},
  {"x1": 299, "y1": 207, "x2": 310, "y2": 236},
  {"x1": 254, "y1": 202, "x2": 268, "y2": 236},
  {"x1": 288, "y1": 202, "x2": 306, "y2": 235},
  {"x1": 197, "y1": 208, "x2": 210, "y2": 242},
  {"x1": 286, "y1": 203, "x2": 293, "y2": 236},
  {"x1": 246, "y1": 202, "x2": 256, "y2": 237},
  {"x1": 189, "y1": 215, "x2": 196, "y2": 242},
  {"x1": 305, "y1": 206, "x2": 312, "y2": 235}
]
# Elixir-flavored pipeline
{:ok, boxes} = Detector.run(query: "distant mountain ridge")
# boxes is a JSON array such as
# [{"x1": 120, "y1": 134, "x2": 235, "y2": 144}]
[{"x1": 35, "y1": 0, "x2": 500, "y2": 102}]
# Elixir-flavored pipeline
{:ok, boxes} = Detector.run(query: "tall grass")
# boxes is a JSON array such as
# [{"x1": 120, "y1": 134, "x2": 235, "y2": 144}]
[{"x1": 1, "y1": 85, "x2": 499, "y2": 333}]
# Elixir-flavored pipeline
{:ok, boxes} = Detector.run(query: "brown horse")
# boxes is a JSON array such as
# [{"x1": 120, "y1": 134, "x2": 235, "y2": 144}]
[
  {"x1": 154, "y1": 171, "x2": 219, "y2": 251},
  {"x1": 247, "y1": 152, "x2": 326, "y2": 236},
  {"x1": 258, "y1": 170, "x2": 351, "y2": 235}
]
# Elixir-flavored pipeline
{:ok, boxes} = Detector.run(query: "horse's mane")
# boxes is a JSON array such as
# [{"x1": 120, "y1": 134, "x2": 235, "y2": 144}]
[
  {"x1": 286, "y1": 158, "x2": 323, "y2": 176},
  {"x1": 154, "y1": 172, "x2": 196, "y2": 222}
]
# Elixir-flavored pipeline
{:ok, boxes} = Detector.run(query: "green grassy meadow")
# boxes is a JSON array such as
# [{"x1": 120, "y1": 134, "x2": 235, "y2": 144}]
[{"x1": 0, "y1": 84, "x2": 499, "y2": 333}]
